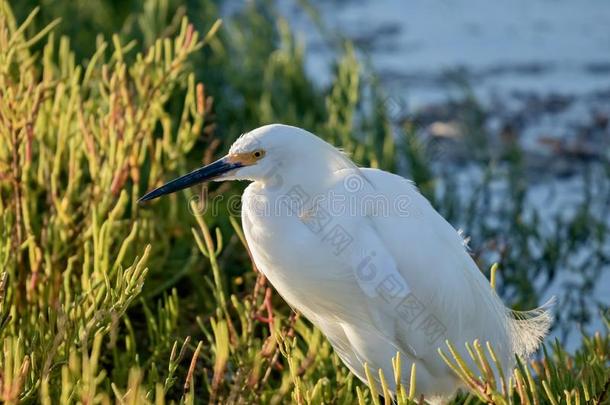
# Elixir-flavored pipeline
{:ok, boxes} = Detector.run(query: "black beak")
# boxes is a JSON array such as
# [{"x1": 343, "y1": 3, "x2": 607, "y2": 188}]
[{"x1": 138, "y1": 157, "x2": 242, "y2": 203}]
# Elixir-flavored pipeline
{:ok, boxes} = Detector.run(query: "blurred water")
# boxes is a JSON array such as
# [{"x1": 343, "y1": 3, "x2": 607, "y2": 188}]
[
  {"x1": 282, "y1": 0, "x2": 610, "y2": 157},
  {"x1": 308, "y1": 0, "x2": 610, "y2": 96}
]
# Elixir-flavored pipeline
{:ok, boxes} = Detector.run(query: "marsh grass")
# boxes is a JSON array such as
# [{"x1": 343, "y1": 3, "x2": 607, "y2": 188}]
[{"x1": 0, "y1": 0, "x2": 609, "y2": 403}]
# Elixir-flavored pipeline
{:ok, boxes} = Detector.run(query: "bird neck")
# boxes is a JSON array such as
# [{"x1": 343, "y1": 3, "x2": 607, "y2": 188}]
[{"x1": 259, "y1": 162, "x2": 334, "y2": 198}]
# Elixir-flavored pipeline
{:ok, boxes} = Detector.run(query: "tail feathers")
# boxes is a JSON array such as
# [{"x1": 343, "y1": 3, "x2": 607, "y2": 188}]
[{"x1": 507, "y1": 298, "x2": 555, "y2": 358}]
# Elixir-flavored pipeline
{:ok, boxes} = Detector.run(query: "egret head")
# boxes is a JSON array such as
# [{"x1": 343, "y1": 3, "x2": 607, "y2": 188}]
[{"x1": 139, "y1": 124, "x2": 336, "y2": 202}]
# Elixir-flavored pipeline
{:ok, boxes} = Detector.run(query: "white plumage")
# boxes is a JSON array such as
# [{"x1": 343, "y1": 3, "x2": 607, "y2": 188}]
[{"x1": 141, "y1": 124, "x2": 552, "y2": 402}]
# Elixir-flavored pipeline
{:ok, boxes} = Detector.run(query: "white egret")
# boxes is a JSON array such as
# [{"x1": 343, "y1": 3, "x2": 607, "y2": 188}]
[{"x1": 140, "y1": 124, "x2": 552, "y2": 402}]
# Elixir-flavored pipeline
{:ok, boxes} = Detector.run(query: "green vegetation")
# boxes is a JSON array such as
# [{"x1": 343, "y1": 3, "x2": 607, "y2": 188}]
[{"x1": 0, "y1": 0, "x2": 608, "y2": 403}]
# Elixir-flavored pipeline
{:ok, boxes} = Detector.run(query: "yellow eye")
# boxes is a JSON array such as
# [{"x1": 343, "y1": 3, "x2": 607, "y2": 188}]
[{"x1": 252, "y1": 150, "x2": 265, "y2": 159}]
